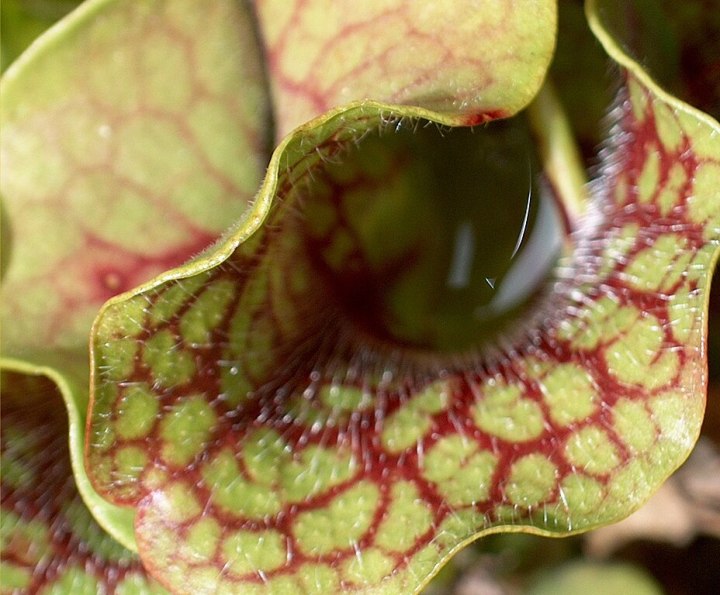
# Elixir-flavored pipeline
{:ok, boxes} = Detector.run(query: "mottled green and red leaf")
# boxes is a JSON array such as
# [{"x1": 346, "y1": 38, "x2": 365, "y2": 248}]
[
  {"x1": 2, "y1": 0, "x2": 718, "y2": 593},
  {"x1": 253, "y1": 0, "x2": 557, "y2": 137},
  {"x1": 88, "y1": 18, "x2": 720, "y2": 595},
  {"x1": 0, "y1": 0, "x2": 273, "y2": 549},
  {"x1": 1, "y1": 372, "x2": 166, "y2": 593},
  {"x1": 0, "y1": 0, "x2": 271, "y2": 360}
]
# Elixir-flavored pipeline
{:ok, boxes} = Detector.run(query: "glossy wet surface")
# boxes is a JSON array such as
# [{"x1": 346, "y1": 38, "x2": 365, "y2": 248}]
[{"x1": 302, "y1": 117, "x2": 564, "y2": 352}]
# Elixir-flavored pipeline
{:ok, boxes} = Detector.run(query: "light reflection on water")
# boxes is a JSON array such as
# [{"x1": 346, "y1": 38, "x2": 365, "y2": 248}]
[{"x1": 301, "y1": 115, "x2": 565, "y2": 353}]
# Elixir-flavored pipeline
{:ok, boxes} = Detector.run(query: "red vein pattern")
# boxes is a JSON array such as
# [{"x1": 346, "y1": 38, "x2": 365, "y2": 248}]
[
  {"x1": 1, "y1": 373, "x2": 166, "y2": 593},
  {"x1": 88, "y1": 71, "x2": 719, "y2": 593},
  {"x1": 253, "y1": 0, "x2": 555, "y2": 137}
]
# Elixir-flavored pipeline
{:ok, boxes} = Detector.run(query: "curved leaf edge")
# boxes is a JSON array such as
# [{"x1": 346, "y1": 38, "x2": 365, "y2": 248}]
[
  {"x1": 0, "y1": 0, "x2": 160, "y2": 554},
  {"x1": 1, "y1": 0, "x2": 115, "y2": 89},
  {"x1": 86, "y1": 97, "x2": 528, "y2": 348},
  {"x1": 417, "y1": 241, "x2": 719, "y2": 595},
  {"x1": 87, "y1": 0, "x2": 720, "y2": 333},
  {"x1": 586, "y1": 0, "x2": 720, "y2": 135},
  {"x1": 83, "y1": 0, "x2": 720, "y2": 571},
  {"x1": 0, "y1": 357, "x2": 138, "y2": 553},
  {"x1": 585, "y1": 0, "x2": 720, "y2": 340}
]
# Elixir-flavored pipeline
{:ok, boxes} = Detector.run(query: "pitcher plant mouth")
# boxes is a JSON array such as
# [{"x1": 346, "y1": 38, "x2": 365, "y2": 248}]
[
  {"x1": 166, "y1": 107, "x2": 571, "y2": 427},
  {"x1": 2, "y1": 0, "x2": 719, "y2": 593},
  {"x1": 87, "y1": 100, "x2": 571, "y2": 444},
  {"x1": 87, "y1": 75, "x2": 718, "y2": 592},
  {"x1": 288, "y1": 113, "x2": 567, "y2": 367}
]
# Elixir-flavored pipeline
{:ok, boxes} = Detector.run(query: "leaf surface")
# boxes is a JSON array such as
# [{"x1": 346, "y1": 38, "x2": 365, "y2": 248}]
[
  {"x1": 1, "y1": 0, "x2": 271, "y2": 359},
  {"x1": 0, "y1": 371, "x2": 167, "y2": 594},
  {"x1": 253, "y1": 0, "x2": 557, "y2": 137},
  {"x1": 0, "y1": 0, "x2": 81, "y2": 70},
  {"x1": 0, "y1": 0, "x2": 271, "y2": 548},
  {"x1": 88, "y1": 4, "x2": 720, "y2": 593}
]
